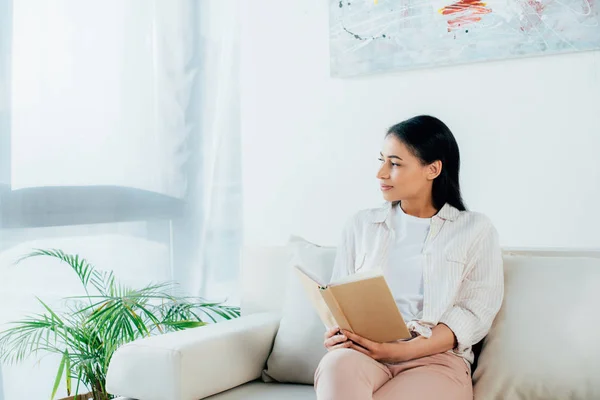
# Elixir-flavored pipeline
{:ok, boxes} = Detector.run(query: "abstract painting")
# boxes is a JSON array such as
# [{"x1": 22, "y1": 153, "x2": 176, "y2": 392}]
[{"x1": 329, "y1": 0, "x2": 600, "y2": 76}]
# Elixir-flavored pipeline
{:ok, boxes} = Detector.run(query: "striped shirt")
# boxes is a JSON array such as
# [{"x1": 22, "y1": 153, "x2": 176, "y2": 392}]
[{"x1": 330, "y1": 201, "x2": 504, "y2": 364}]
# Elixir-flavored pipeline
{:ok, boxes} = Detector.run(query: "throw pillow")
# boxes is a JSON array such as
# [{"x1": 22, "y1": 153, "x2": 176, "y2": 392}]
[{"x1": 261, "y1": 236, "x2": 336, "y2": 384}]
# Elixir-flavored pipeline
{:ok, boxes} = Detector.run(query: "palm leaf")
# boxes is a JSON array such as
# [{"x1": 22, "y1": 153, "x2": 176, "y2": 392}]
[
  {"x1": 17, "y1": 249, "x2": 96, "y2": 292},
  {"x1": 65, "y1": 349, "x2": 72, "y2": 396},
  {"x1": 0, "y1": 313, "x2": 66, "y2": 364},
  {"x1": 89, "y1": 270, "x2": 116, "y2": 297},
  {"x1": 162, "y1": 320, "x2": 207, "y2": 329},
  {"x1": 51, "y1": 350, "x2": 67, "y2": 400},
  {"x1": 74, "y1": 368, "x2": 83, "y2": 396}
]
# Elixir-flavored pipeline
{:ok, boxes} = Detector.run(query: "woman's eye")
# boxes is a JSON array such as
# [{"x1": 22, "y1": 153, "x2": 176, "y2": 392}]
[{"x1": 378, "y1": 158, "x2": 399, "y2": 167}]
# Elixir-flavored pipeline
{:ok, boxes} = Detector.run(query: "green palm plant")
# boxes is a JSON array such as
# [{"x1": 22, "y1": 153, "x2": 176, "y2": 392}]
[{"x1": 0, "y1": 249, "x2": 240, "y2": 400}]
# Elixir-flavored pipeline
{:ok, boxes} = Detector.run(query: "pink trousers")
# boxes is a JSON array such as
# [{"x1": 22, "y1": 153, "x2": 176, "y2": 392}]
[{"x1": 314, "y1": 348, "x2": 472, "y2": 400}]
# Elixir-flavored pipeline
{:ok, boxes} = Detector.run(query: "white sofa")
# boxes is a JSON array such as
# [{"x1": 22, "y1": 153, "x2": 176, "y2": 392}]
[{"x1": 107, "y1": 246, "x2": 600, "y2": 400}]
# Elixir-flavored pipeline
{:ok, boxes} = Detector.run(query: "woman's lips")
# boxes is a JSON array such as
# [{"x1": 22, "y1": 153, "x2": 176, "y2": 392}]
[{"x1": 380, "y1": 185, "x2": 393, "y2": 191}]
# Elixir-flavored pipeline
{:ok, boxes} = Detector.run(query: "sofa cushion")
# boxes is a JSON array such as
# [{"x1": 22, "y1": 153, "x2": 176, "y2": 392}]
[
  {"x1": 473, "y1": 252, "x2": 600, "y2": 399},
  {"x1": 114, "y1": 381, "x2": 316, "y2": 400},
  {"x1": 205, "y1": 381, "x2": 315, "y2": 400},
  {"x1": 261, "y1": 236, "x2": 336, "y2": 384}
]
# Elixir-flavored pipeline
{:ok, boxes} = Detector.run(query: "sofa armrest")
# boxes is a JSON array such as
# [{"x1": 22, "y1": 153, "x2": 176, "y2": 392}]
[{"x1": 106, "y1": 312, "x2": 281, "y2": 400}]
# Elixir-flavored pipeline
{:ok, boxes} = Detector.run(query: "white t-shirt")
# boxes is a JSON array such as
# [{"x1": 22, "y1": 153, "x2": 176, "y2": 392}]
[{"x1": 385, "y1": 203, "x2": 431, "y2": 323}]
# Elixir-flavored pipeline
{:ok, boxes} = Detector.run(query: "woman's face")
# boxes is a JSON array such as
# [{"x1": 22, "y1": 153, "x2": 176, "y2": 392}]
[{"x1": 376, "y1": 135, "x2": 438, "y2": 203}]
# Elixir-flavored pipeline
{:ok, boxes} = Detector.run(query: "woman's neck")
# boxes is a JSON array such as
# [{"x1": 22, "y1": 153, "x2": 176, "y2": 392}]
[{"x1": 399, "y1": 199, "x2": 438, "y2": 219}]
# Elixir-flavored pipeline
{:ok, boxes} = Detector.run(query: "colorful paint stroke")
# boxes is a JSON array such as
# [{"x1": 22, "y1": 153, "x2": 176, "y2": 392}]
[
  {"x1": 438, "y1": 0, "x2": 492, "y2": 31},
  {"x1": 329, "y1": 0, "x2": 600, "y2": 76}
]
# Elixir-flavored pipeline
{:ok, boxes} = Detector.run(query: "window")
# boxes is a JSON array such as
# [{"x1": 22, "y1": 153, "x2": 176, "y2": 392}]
[{"x1": 0, "y1": 1, "x2": 241, "y2": 398}]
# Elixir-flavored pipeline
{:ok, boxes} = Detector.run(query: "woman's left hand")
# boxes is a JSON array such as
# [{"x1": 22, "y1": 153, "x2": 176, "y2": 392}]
[{"x1": 342, "y1": 329, "x2": 412, "y2": 363}]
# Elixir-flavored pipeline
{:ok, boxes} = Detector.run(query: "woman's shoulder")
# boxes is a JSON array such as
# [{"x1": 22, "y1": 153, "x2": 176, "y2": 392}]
[
  {"x1": 345, "y1": 203, "x2": 389, "y2": 226},
  {"x1": 337, "y1": 205, "x2": 386, "y2": 237},
  {"x1": 454, "y1": 209, "x2": 499, "y2": 239},
  {"x1": 456, "y1": 209, "x2": 494, "y2": 225}
]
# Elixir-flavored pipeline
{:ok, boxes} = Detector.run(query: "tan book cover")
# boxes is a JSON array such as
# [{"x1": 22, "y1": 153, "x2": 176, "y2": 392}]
[{"x1": 294, "y1": 265, "x2": 412, "y2": 343}]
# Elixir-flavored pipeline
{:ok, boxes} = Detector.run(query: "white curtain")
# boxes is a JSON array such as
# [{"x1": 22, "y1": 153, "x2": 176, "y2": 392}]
[{"x1": 0, "y1": 1, "x2": 241, "y2": 399}]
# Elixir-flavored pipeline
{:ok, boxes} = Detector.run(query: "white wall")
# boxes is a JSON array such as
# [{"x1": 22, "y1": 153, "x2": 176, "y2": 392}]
[{"x1": 240, "y1": 0, "x2": 600, "y2": 249}]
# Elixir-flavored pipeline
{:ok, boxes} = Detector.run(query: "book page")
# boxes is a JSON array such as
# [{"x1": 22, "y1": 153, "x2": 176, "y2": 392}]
[
  {"x1": 329, "y1": 267, "x2": 384, "y2": 287},
  {"x1": 294, "y1": 264, "x2": 326, "y2": 287},
  {"x1": 294, "y1": 267, "x2": 338, "y2": 328}
]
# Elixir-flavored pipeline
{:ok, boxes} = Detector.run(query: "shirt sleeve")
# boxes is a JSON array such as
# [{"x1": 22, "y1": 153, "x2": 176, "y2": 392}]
[{"x1": 438, "y1": 223, "x2": 504, "y2": 353}]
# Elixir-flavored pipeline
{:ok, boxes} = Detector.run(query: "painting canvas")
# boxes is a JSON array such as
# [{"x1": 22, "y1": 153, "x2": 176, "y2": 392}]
[{"x1": 329, "y1": 0, "x2": 600, "y2": 77}]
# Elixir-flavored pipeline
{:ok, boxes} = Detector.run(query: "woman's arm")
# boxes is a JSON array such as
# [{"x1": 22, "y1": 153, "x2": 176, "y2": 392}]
[
  {"x1": 437, "y1": 223, "x2": 504, "y2": 354},
  {"x1": 342, "y1": 323, "x2": 455, "y2": 363},
  {"x1": 400, "y1": 323, "x2": 456, "y2": 360}
]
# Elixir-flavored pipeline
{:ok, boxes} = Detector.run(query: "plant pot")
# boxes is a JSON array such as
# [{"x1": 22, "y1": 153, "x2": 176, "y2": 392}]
[{"x1": 59, "y1": 392, "x2": 94, "y2": 400}]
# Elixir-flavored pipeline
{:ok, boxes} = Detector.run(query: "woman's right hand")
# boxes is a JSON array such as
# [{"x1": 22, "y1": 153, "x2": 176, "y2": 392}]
[{"x1": 324, "y1": 326, "x2": 351, "y2": 351}]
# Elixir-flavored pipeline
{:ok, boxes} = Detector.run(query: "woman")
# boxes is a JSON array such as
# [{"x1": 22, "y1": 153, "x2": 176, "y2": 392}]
[{"x1": 314, "y1": 115, "x2": 504, "y2": 399}]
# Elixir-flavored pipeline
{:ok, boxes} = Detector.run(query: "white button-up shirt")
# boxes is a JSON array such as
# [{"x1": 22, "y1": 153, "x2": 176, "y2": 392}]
[{"x1": 330, "y1": 201, "x2": 504, "y2": 364}]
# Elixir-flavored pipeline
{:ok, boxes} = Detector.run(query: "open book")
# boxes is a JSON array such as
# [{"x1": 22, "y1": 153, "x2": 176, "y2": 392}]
[{"x1": 295, "y1": 265, "x2": 412, "y2": 343}]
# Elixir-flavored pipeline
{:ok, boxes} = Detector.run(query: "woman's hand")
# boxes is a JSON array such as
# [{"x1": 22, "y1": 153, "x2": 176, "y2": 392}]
[
  {"x1": 323, "y1": 326, "x2": 352, "y2": 351},
  {"x1": 342, "y1": 329, "x2": 413, "y2": 363}
]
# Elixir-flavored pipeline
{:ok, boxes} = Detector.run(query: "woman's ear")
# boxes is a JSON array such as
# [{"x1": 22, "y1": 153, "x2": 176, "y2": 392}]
[{"x1": 427, "y1": 160, "x2": 442, "y2": 180}]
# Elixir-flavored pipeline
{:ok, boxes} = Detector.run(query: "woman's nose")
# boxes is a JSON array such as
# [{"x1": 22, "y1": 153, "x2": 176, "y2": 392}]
[{"x1": 376, "y1": 164, "x2": 389, "y2": 179}]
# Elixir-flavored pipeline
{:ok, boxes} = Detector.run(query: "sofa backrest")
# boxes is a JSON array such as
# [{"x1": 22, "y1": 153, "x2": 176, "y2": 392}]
[
  {"x1": 474, "y1": 248, "x2": 600, "y2": 398},
  {"x1": 241, "y1": 246, "x2": 292, "y2": 315},
  {"x1": 241, "y1": 245, "x2": 600, "y2": 398},
  {"x1": 240, "y1": 246, "x2": 600, "y2": 316}
]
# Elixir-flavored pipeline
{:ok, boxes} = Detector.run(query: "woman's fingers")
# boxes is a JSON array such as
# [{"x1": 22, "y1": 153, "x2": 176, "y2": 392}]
[
  {"x1": 342, "y1": 330, "x2": 373, "y2": 350},
  {"x1": 349, "y1": 343, "x2": 370, "y2": 355},
  {"x1": 324, "y1": 333, "x2": 347, "y2": 349},
  {"x1": 328, "y1": 339, "x2": 352, "y2": 351},
  {"x1": 324, "y1": 326, "x2": 340, "y2": 339}
]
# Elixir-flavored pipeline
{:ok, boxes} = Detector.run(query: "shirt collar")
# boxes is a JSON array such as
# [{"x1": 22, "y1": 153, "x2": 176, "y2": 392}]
[{"x1": 368, "y1": 201, "x2": 460, "y2": 224}]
